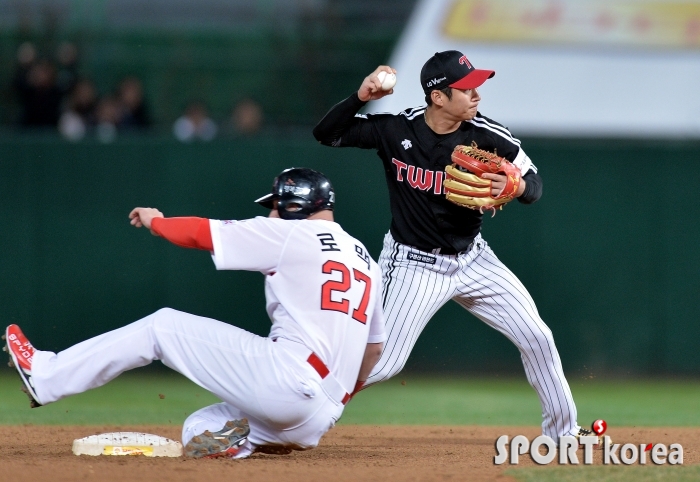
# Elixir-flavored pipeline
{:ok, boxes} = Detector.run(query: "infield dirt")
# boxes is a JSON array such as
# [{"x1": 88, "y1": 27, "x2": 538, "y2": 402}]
[{"x1": 0, "y1": 425, "x2": 697, "y2": 481}]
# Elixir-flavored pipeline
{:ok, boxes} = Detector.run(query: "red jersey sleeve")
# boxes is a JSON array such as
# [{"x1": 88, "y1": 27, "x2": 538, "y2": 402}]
[{"x1": 151, "y1": 217, "x2": 213, "y2": 251}]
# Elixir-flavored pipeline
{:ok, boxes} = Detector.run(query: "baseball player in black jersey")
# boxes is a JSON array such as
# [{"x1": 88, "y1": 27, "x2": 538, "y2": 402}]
[{"x1": 313, "y1": 50, "x2": 597, "y2": 442}]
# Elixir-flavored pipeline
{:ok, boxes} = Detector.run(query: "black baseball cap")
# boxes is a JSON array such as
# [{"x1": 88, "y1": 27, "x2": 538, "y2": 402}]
[{"x1": 420, "y1": 50, "x2": 495, "y2": 94}]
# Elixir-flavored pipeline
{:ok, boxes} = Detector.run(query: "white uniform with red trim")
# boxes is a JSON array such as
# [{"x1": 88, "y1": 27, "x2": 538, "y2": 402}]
[{"x1": 28, "y1": 216, "x2": 385, "y2": 457}]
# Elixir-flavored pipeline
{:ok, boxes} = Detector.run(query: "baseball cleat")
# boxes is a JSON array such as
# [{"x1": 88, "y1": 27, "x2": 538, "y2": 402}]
[
  {"x1": 3, "y1": 325, "x2": 42, "y2": 408},
  {"x1": 574, "y1": 427, "x2": 612, "y2": 449},
  {"x1": 184, "y1": 419, "x2": 250, "y2": 459}
]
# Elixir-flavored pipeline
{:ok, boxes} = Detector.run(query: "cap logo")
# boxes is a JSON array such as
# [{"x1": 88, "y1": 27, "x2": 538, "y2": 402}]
[
  {"x1": 458, "y1": 56, "x2": 473, "y2": 69},
  {"x1": 426, "y1": 76, "x2": 447, "y2": 88}
]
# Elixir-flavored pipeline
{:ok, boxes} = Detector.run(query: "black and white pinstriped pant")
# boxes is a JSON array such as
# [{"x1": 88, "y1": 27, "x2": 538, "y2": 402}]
[{"x1": 366, "y1": 231, "x2": 578, "y2": 439}]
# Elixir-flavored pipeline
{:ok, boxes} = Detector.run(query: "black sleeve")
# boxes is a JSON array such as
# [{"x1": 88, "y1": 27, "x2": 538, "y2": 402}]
[
  {"x1": 312, "y1": 93, "x2": 380, "y2": 149},
  {"x1": 517, "y1": 171, "x2": 542, "y2": 205}
]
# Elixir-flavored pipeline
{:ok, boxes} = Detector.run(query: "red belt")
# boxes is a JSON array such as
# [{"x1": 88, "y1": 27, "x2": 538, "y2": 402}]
[
  {"x1": 307, "y1": 352, "x2": 352, "y2": 405},
  {"x1": 273, "y1": 338, "x2": 351, "y2": 405}
]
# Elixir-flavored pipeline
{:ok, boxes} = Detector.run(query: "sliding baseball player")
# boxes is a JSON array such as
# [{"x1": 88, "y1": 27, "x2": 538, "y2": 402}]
[{"x1": 4, "y1": 167, "x2": 385, "y2": 458}]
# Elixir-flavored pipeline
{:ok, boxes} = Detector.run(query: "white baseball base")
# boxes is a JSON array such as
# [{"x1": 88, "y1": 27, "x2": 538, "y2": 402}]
[{"x1": 72, "y1": 432, "x2": 183, "y2": 457}]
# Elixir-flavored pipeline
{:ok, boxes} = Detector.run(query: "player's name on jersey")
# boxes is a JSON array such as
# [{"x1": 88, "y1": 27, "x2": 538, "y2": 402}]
[
  {"x1": 407, "y1": 252, "x2": 436, "y2": 264},
  {"x1": 494, "y1": 435, "x2": 683, "y2": 465}
]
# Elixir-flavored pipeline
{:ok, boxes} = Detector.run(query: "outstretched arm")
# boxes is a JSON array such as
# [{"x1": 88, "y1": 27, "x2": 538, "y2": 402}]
[
  {"x1": 312, "y1": 94, "x2": 367, "y2": 146},
  {"x1": 129, "y1": 207, "x2": 213, "y2": 251},
  {"x1": 312, "y1": 66, "x2": 395, "y2": 147},
  {"x1": 352, "y1": 342, "x2": 383, "y2": 395},
  {"x1": 129, "y1": 207, "x2": 164, "y2": 233}
]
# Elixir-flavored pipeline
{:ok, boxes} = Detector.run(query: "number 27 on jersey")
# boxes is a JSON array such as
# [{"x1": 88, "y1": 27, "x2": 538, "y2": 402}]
[{"x1": 320, "y1": 260, "x2": 371, "y2": 324}]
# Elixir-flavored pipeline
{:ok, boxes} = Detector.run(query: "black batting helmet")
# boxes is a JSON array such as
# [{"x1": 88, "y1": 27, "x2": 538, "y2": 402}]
[{"x1": 254, "y1": 167, "x2": 335, "y2": 220}]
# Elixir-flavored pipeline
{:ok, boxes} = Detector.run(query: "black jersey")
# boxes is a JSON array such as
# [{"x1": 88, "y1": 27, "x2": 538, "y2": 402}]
[{"x1": 313, "y1": 94, "x2": 543, "y2": 253}]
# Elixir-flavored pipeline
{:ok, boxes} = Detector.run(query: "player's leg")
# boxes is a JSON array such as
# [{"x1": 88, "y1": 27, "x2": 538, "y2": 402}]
[
  {"x1": 452, "y1": 237, "x2": 578, "y2": 439},
  {"x1": 27, "y1": 308, "x2": 327, "y2": 430},
  {"x1": 9, "y1": 311, "x2": 343, "y2": 457},
  {"x1": 28, "y1": 308, "x2": 256, "y2": 406},
  {"x1": 365, "y1": 232, "x2": 457, "y2": 386},
  {"x1": 183, "y1": 399, "x2": 341, "y2": 459}
]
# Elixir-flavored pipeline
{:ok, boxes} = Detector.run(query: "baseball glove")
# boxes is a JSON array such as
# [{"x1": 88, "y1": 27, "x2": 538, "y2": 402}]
[{"x1": 443, "y1": 143, "x2": 521, "y2": 214}]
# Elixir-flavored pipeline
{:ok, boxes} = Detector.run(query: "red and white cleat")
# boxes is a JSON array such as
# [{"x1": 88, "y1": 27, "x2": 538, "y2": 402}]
[
  {"x1": 3, "y1": 324, "x2": 42, "y2": 408},
  {"x1": 184, "y1": 419, "x2": 250, "y2": 459}
]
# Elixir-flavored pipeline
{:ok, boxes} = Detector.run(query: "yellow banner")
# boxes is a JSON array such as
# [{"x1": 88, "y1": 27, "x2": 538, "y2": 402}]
[{"x1": 444, "y1": 0, "x2": 700, "y2": 48}]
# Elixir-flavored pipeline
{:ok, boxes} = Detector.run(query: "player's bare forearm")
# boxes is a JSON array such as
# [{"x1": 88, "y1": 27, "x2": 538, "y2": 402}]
[
  {"x1": 357, "y1": 342, "x2": 383, "y2": 382},
  {"x1": 351, "y1": 342, "x2": 383, "y2": 397},
  {"x1": 129, "y1": 207, "x2": 164, "y2": 235}
]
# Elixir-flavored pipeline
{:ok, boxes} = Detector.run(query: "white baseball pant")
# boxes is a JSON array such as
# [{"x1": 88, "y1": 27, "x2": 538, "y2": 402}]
[
  {"x1": 29, "y1": 308, "x2": 343, "y2": 456},
  {"x1": 366, "y1": 232, "x2": 578, "y2": 439}
]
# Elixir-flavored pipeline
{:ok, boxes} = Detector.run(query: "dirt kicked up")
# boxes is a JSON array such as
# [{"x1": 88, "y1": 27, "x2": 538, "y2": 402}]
[{"x1": 0, "y1": 425, "x2": 698, "y2": 482}]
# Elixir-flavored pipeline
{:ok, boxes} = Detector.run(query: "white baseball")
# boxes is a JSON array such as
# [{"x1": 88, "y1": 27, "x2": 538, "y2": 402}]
[{"x1": 377, "y1": 71, "x2": 396, "y2": 91}]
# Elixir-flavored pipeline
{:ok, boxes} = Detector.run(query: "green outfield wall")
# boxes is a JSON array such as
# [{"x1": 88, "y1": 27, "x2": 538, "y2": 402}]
[{"x1": 1, "y1": 134, "x2": 699, "y2": 376}]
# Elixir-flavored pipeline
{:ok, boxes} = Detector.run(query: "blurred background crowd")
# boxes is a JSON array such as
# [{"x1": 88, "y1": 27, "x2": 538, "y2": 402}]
[
  {"x1": 12, "y1": 40, "x2": 269, "y2": 142},
  {"x1": 0, "y1": 0, "x2": 414, "y2": 143},
  {"x1": 14, "y1": 41, "x2": 152, "y2": 141}
]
